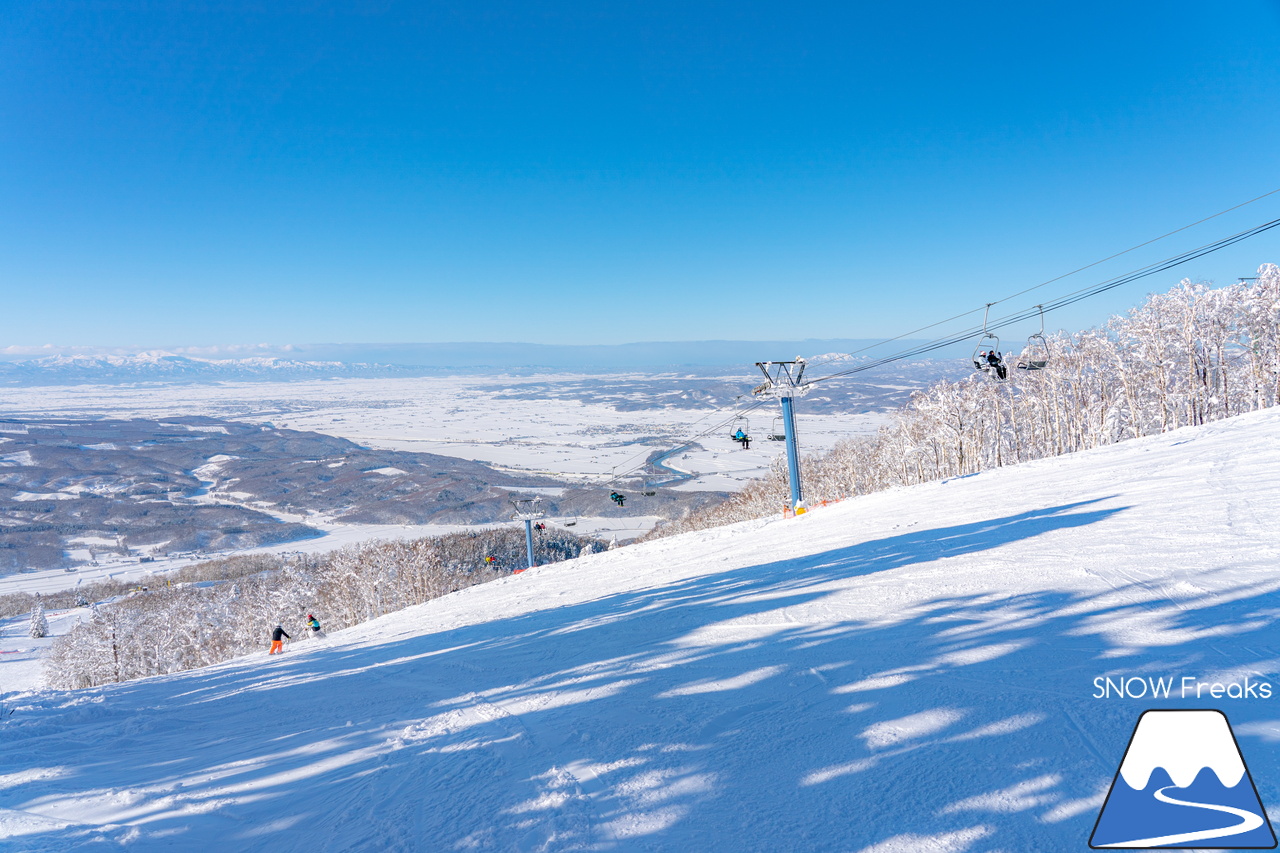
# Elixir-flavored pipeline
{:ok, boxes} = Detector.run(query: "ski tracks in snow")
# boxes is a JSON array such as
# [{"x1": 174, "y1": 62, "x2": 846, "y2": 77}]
[{"x1": 390, "y1": 690, "x2": 600, "y2": 851}]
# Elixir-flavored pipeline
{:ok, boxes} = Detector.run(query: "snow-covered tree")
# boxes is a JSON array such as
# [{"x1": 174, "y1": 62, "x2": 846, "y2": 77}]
[
  {"x1": 648, "y1": 264, "x2": 1280, "y2": 540},
  {"x1": 45, "y1": 526, "x2": 606, "y2": 689},
  {"x1": 29, "y1": 596, "x2": 48, "y2": 639}
]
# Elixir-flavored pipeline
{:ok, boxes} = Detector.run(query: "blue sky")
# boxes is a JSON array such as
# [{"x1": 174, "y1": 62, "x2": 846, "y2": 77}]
[{"x1": 3, "y1": 1, "x2": 1279, "y2": 350}]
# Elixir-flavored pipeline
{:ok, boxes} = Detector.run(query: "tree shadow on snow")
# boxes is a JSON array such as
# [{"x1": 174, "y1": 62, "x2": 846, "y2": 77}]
[{"x1": 4, "y1": 499, "x2": 1280, "y2": 852}]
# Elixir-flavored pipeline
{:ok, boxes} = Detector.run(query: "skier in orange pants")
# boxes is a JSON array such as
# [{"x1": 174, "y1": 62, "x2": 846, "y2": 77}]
[{"x1": 269, "y1": 624, "x2": 290, "y2": 654}]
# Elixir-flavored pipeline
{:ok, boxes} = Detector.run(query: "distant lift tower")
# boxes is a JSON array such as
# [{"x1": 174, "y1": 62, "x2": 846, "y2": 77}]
[
  {"x1": 510, "y1": 497, "x2": 546, "y2": 569},
  {"x1": 753, "y1": 358, "x2": 811, "y2": 515}
]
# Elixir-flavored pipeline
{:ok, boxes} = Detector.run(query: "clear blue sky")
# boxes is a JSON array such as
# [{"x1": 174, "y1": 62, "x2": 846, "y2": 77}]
[{"x1": 3, "y1": 1, "x2": 1279, "y2": 349}]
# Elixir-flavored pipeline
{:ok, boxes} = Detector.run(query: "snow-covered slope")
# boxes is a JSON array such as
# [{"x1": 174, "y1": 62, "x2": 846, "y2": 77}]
[{"x1": 3, "y1": 409, "x2": 1280, "y2": 852}]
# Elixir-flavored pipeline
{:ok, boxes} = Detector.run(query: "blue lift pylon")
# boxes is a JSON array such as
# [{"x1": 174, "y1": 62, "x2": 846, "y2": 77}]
[
  {"x1": 753, "y1": 358, "x2": 811, "y2": 515},
  {"x1": 510, "y1": 497, "x2": 546, "y2": 569}
]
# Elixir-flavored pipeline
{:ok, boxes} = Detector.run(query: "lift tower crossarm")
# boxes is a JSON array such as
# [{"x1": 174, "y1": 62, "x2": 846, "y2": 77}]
[
  {"x1": 752, "y1": 359, "x2": 811, "y2": 399},
  {"x1": 751, "y1": 358, "x2": 809, "y2": 515}
]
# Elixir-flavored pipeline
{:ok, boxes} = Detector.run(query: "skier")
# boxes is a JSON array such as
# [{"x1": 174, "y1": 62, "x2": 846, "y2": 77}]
[
  {"x1": 269, "y1": 624, "x2": 290, "y2": 655},
  {"x1": 305, "y1": 614, "x2": 324, "y2": 639}
]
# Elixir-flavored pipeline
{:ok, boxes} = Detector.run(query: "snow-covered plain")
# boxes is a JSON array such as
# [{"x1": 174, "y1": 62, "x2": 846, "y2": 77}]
[
  {"x1": 0, "y1": 376, "x2": 883, "y2": 594},
  {"x1": 0, "y1": 366, "x2": 867, "y2": 655},
  {"x1": 3, "y1": 407, "x2": 1279, "y2": 851},
  {"x1": 0, "y1": 376, "x2": 886, "y2": 489}
]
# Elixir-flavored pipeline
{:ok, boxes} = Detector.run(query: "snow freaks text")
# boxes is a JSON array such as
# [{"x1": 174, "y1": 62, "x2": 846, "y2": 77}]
[{"x1": 1093, "y1": 676, "x2": 1273, "y2": 700}]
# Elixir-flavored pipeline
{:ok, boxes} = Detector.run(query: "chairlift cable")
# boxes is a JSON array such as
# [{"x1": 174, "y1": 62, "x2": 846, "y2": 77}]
[
  {"x1": 804, "y1": 188, "x2": 1280, "y2": 373},
  {"x1": 555, "y1": 209, "x2": 1277, "y2": 504},
  {"x1": 531, "y1": 197, "x2": 1280, "y2": 515},
  {"x1": 808, "y1": 215, "x2": 1280, "y2": 386},
  {"x1": 550, "y1": 396, "x2": 772, "y2": 507},
  {"x1": 595, "y1": 400, "x2": 769, "y2": 489},
  {"x1": 587, "y1": 393, "x2": 760, "y2": 479},
  {"x1": 566, "y1": 394, "x2": 768, "y2": 500}
]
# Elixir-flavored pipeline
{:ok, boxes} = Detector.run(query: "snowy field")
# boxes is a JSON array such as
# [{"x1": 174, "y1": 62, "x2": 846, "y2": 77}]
[
  {"x1": 0, "y1": 376, "x2": 887, "y2": 489},
  {"x1": 0, "y1": 376, "x2": 883, "y2": 594},
  {"x1": 2, "y1": 406, "x2": 1279, "y2": 850}
]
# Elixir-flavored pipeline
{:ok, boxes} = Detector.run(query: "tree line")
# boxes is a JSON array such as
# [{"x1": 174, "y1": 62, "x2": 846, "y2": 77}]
[
  {"x1": 44, "y1": 526, "x2": 603, "y2": 689},
  {"x1": 650, "y1": 265, "x2": 1280, "y2": 536}
]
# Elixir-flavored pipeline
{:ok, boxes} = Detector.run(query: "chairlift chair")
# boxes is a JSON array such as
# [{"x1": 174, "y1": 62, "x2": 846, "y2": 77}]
[
  {"x1": 768, "y1": 416, "x2": 786, "y2": 441},
  {"x1": 728, "y1": 415, "x2": 751, "y2": 442},
  {"x1": 1015, "y1": 305, "x2": 1051, "y2": 371},
  {"x1": 971, "y1": 303, "x2": 999, "y2": 370},
  {"x1": 971, "y1": 302, "x2": 1006, "y2": 380}
]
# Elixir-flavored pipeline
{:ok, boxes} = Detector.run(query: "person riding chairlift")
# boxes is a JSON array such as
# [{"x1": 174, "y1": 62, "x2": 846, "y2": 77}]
[
  {"x1": 734, "y1": 428, "x2": 750, "y2": 449},
  {"x1": 985, "y1": 350, "x2": 1008, "y2": 381}
]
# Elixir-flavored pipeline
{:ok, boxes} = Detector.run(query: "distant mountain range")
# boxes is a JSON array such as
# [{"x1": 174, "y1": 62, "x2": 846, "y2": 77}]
[
  {"x1": 0, "y1": 353, "x2": 416, "y2": 385},
  {"x1": 0, "y1": 340, "x2": 967, "y2": 384}
]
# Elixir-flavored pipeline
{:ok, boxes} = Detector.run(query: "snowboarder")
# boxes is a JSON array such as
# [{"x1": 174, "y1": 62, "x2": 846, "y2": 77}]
[
  {"x1": 269, "y1": 624, "x2": 290, "y2": 654},
  {"x1": 305, "y1": 614, "x2": 324, "y2": 639}
]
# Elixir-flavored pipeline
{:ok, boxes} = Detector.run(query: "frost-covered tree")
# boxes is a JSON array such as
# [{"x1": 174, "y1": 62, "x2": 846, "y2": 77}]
[
  {"x1": 29, "y1": 595, "x2": 48, "y2": 639},
  {"x1": 648, "y1": 264, "x2": 1280, "y2": 540},
  {"x1": 46, "y1": 526, "x2": 606, "y2": 689}
]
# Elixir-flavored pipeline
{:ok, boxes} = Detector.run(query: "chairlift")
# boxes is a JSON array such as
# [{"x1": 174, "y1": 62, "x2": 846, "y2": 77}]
[
  {"x1": 971, "y1": 302, "x2": 1006, "y2": 380},
  {"x1": 1015, "y1": 305, "x2": 1050, "y2": 371},
  {"x1": 728, "y1": 415, "x2": 751, "y2": 441},
  {"x1": 768, "y1": 416, "x2": 786, "y2": 441},
  {"x1": 641, "y1": 479, "x2": 657, "y2": 496}
]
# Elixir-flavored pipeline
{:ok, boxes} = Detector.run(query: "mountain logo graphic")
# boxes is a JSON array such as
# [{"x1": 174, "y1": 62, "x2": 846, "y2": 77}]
[{"x1": 1090, "y1": 709, "x2": 1276, "y2": 849}]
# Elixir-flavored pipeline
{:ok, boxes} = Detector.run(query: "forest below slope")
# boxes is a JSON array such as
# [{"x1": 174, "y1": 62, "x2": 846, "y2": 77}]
[{"x1": 25, "y1": 524, "x2": 606, "y2": 688}]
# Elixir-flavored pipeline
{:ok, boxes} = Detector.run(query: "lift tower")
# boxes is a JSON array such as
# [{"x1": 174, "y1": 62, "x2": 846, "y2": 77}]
[
  {"x1": 753, "y1": 358, "x2": 811, "y2": 515},
  {"x1": 510, "y1": 497, "x2": 546, "y2": 570}
]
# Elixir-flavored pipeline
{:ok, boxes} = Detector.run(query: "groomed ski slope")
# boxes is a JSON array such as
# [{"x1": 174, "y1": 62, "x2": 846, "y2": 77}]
[{"x1": 3, "y1": 408, "x2": 1280, "y2": 852}]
